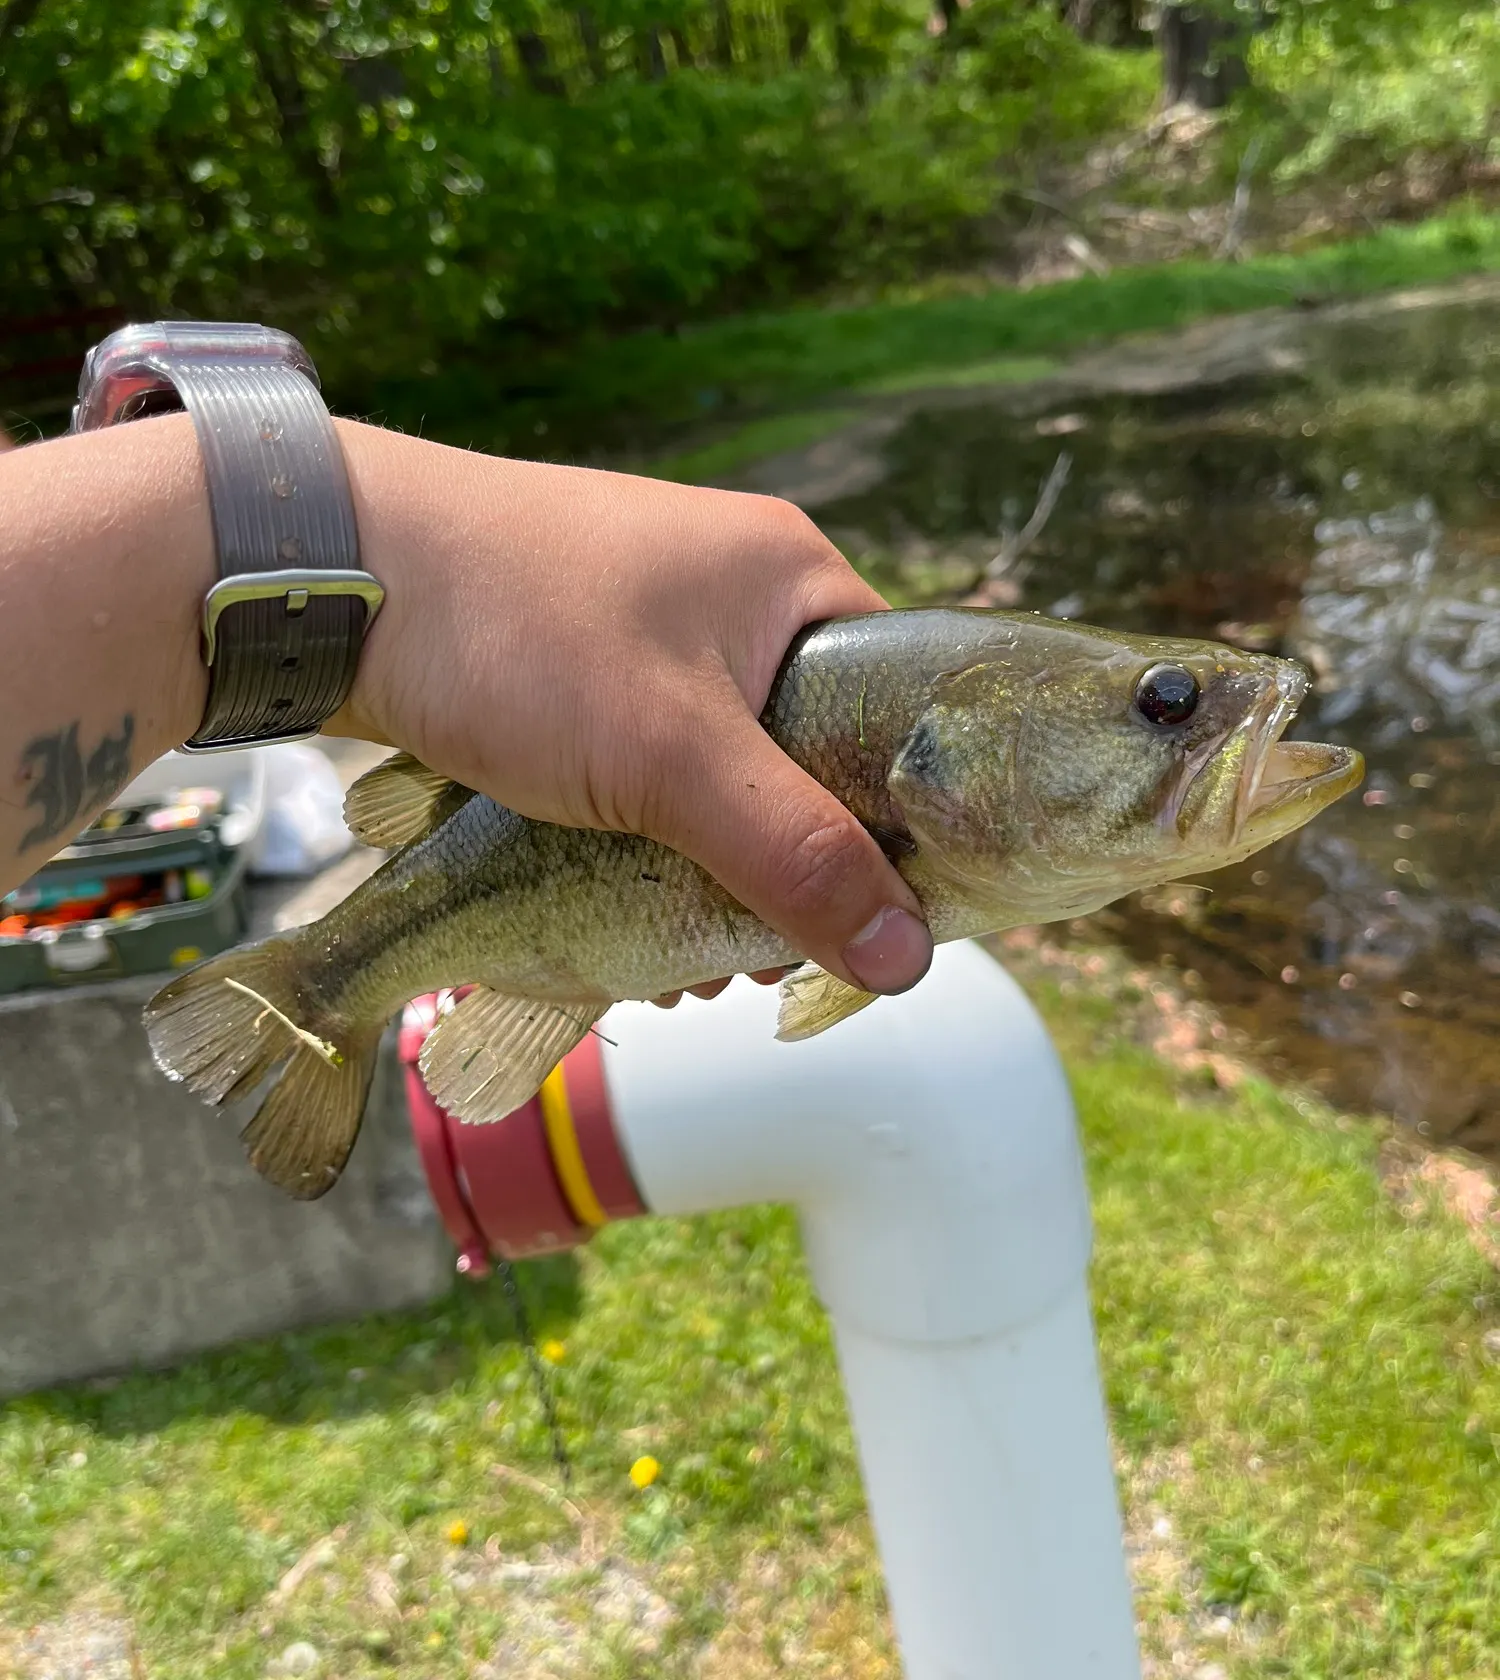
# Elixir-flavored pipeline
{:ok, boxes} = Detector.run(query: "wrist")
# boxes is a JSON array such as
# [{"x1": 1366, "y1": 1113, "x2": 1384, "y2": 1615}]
[
  {"x1": 320, "y1": 419, "x2": 452, "y2": 749},
  {"x1": 108, "y1": 413, "x2": 216, "y2": 758},
  {"x1": 72, "y1": 323, "x2": 383, "y2": 755},
  {"x1": 139, "y1": 414, "x2": 217, "y2": 750}
]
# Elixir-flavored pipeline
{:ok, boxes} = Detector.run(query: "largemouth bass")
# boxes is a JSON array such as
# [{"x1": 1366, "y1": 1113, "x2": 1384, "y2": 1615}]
[{"x1": 145, "y1": 609, "x2": 1362, "y2": 1198}]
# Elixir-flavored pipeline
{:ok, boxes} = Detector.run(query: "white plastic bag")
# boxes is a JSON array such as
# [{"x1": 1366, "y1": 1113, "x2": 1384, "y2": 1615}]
[{"x1": 246, "y1": 744, "x2": 354, "y2": 879}]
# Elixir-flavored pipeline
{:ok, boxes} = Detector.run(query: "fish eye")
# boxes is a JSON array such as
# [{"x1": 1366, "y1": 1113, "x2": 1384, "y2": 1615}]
[{"x1": 1134, "y1": 664, "x2": 1200, "y2": 727}]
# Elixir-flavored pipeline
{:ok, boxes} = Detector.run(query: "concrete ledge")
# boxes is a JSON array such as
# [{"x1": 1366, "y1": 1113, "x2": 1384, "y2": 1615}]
[{"x1": 0, "y1": 856, "x2": 454, "y2": 1397}]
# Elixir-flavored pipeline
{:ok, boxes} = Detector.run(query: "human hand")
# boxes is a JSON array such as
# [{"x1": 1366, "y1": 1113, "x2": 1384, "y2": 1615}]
[{"x1": 325, "y1": 423, "x2": 932, "y2": 996}]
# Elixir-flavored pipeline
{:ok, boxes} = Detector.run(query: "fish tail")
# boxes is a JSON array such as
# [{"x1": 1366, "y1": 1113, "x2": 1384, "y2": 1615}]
[{"x1": 143, "y1": 938, "x2": 379, "y2": 1201}]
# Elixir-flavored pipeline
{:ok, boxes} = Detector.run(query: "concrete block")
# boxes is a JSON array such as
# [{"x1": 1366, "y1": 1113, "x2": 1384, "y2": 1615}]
[{"x1": 0, "y1": 879, "x2": 453, "y2": 1396}]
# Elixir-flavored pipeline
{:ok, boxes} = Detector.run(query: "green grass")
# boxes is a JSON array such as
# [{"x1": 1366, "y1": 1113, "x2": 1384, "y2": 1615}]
[
  {"x1": 378, "y1": 201, "x2": 1500, "y2": 465},
  {"x1": 646, "y1": 355, "x2": 1061, "y2": 485},
  {"x1": 854, "y1": 351, "x2": 1062, "y2": 399},
  {"x1": 4, "y1": 969, "x2": 1499, "y2": 1677},
  {"x1": 650, "y1": 407, "x2": 864, "y2": 485}
]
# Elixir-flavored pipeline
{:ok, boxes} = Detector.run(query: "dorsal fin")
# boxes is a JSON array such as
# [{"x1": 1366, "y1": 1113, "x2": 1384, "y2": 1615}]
[{"x1": 343, "y1": 752, "x2": 472, "y2": 849}]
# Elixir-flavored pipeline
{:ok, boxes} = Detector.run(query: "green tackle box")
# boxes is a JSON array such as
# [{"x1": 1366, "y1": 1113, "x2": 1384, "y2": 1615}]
[
  {"x1": 0, "y1": 828, "x2": 250, "y2": 994},
  {"x1": 0, "y1": 750, "x2": 265, "y2": 995}
]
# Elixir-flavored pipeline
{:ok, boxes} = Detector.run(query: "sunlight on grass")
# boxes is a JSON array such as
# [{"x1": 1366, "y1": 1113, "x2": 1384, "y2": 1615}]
[
  {"x1": 649, "y1": 409, "x2": 862, "y2": 484},
  {"x1": 3, "y1": 969, "x2": 1498, "y2": 1676},
  {"x1": 855, "y1": 353, "x2": 1061, "y2": 399}
]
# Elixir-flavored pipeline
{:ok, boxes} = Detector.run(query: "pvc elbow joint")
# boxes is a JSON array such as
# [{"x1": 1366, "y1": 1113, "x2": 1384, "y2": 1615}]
[
  {"x1": 405, "y1": 941, "x2": 1091, "y2": 1346},
  {"x1": 403, "y1": 942, "x2": 1140, "y2": 1680}
]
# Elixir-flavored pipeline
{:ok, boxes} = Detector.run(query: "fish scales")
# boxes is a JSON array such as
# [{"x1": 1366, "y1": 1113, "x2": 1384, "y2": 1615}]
[
  {"x1": 316, "y1": 803, "x2": 790, "y2": 1020},
  {"x1": 144, "y1": 608, "x2": 1363, "y2": 1199},
  {"x1": 305, "y1": 609, "x2": 1026, "y2": 1029}
]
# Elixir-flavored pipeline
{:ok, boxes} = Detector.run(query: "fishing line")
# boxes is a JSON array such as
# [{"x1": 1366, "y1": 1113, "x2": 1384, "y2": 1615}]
[{"x1": 494, "y1": 1256, "x2": 572, "y2": 1487}]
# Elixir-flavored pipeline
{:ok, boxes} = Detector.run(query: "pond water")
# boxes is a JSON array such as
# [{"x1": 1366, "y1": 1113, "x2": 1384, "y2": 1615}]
[{"x1": 810, "y1": 289, "x2": 1500, "y2": 1156}]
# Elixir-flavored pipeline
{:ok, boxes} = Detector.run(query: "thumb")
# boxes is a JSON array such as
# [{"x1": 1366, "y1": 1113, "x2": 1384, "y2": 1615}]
[{"x1": 647, "y1": 702, "x2": 933, "y2": 995}]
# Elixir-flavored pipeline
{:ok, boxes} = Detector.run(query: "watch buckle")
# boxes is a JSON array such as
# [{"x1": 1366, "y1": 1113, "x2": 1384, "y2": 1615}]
[{"x1": 201, "y1": 568, "x2": 386, "y2": 667}]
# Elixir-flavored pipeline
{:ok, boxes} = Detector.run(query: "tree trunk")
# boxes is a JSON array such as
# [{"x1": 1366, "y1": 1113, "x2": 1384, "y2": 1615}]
[
  {"x1": 637, "y1": 25, "x2": 667, "y2": 79},
  {"x1": 1157, "y1": 3, "x2": 1249, "y2": 109},
  {"x1": 713, "y1": 0, "x2": 734, "y2": 67},
  {"x1": 246, "y1": 13, "x2": 341, "y2": 219},
  {"x1": 576, "y1": 8, "x2": 607, "y2": 82},
  {"x1": 1064, "y1": 0, "x2": 1149, "y2": 46},
  {"x1": 785, "y1": 7, "x2": 810, "y2": 64},
  {"x1": 835, "y1": 18, "x2": 864, "y2": 102},
  {"x1": 515, "y1": 29, "x2": 567, "y2": 96}
]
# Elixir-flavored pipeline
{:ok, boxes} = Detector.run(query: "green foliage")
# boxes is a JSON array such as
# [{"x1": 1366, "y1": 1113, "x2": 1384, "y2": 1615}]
[
  {"x1": 810, "y1": 0, "x2": 1151, "y2": 269},
  {"x1": 1247, "y1": 0, "x2": 1500, "y2": 180},
  {"x1": 413, "y1": 201, "x2": 1500, "y2": 459},
  {"x1": 0, "y1": 0, "x2": 1144, "y2": 392},
  {"x1": 5, "y1": 0, "x2": 1493, "y2": 442},
  {"x1": 1197, "y1": 1519, "x2": 1284, "y2": 1611}
]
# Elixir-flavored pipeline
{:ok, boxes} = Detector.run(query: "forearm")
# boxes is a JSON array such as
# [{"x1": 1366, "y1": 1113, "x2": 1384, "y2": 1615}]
[
  {"x1": 0, "y1": 413, "x2": 533, "y2": 897},
  {"x1": 0, "y1": 416, "x2": 211, "y2": 896},
  {"x1": 0, "y1": 409, "x2": 930, "y2": 994},
  {"x1": 0, "y1": 412, "x2": 514, "y2": 897}
]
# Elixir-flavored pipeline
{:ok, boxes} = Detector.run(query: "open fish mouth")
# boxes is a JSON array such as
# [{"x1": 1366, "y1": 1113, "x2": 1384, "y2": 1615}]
[
  {"x1": 1233, "y1": 670, "x2": 1363, "y2": 842},
  {"x1": 1246, "y1": 738, "x2": 1363, "y2": 816}
]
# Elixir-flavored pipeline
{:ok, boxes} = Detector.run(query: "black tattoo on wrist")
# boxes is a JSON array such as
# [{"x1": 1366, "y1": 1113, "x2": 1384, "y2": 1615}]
[{"x1": 17, "y1": 715, "x2": 135, "y2": 853}]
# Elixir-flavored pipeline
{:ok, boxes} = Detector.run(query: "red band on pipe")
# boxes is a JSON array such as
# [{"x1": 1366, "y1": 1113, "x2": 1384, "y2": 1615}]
[
  {"x1": 402, "y1": 994, "x2": 646, "y2": 1263},
  {"x1": 450, "y1": 1093, "x2": 590, "y2": 1260},
  {"x1": 401, "y1": 1061, "x2": 487, "y2": 1270},
  {"x1": 563, "y1": 1031, "x2": 647, "y2": 1220}
]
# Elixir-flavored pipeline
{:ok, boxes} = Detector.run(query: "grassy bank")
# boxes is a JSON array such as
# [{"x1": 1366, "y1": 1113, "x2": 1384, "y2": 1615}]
[
  {"x1": 373, "y1": 201, "x2": 1500, "y2": 468},
  {"x1": 3, "y1": 956, "x2": 1498, "y2": 1678}
]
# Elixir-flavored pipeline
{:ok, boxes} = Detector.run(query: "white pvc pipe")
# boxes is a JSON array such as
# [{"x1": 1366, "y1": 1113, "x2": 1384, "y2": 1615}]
[{"x1": 599, "y1": 940, "x2": 1140, "y2": 1680}]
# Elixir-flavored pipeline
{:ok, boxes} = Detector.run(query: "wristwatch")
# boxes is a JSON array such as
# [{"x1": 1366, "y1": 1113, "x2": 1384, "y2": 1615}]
[{"x1": 71, "y1": 321, "x2": 385, "y2": 753}]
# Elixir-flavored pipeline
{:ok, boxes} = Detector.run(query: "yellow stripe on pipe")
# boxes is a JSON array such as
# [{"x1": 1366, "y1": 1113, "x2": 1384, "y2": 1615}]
[{"x1": 538, "y1": 1063, "x2": 609, "y2": 1228}]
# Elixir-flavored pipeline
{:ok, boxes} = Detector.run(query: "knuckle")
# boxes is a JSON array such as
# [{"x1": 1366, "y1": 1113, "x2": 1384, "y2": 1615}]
[
  {"x1": 743, "y1": 496, "x2": 879, "y2": 622},
  {"x1": 741, "y1": 493, "x2": 837, "y2": 569}
]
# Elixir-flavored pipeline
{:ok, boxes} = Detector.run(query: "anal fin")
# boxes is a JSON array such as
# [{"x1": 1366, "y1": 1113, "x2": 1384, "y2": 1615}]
[
  {"x1": 775, "y1": 963, "x2": 878, "y2": 1042},
  {"x1": 344, "y1": 752, "x2": 473, "y2": 849},
  {"x1": 418, "y1": 987, "x2": 605, "y2": 1125}
]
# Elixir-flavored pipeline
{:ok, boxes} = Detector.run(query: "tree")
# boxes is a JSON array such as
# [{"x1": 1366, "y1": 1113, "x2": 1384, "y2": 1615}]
[
  {"x1": 1157, "y1": 1, "x2": 1250, "y2": 108},
  {"x1": 1061, "y1": 0, "x2": 1150, "y2": 49}
]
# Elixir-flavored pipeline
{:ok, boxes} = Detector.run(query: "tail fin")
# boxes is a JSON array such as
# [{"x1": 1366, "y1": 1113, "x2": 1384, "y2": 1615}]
[{"x1": 144, "y1": 940, "x2": 378, "y2": 1201}]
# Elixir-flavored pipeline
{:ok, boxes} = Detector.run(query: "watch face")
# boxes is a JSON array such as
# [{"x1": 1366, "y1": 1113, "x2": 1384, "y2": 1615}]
[{"x1": 72, "y1": 321, "x2": 316, "y2": 432}]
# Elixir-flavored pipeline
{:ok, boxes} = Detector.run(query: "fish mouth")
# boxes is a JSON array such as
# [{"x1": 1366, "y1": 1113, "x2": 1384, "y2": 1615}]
[{"x1": 1233, "y1": 671, "x2": 1363, "y2": 842}]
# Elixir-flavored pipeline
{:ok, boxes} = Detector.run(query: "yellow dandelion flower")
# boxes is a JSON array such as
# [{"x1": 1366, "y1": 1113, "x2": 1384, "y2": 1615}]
[
  {"x1": 629, "y1": 1455, "x2": 660, "y2": 1490},
  {"x1": 446, "y1": 1519, "x2": 469, "y2": 1546},
  {"x1": 540, "y1": 1339, "x2": 567, "y2": 1364}
]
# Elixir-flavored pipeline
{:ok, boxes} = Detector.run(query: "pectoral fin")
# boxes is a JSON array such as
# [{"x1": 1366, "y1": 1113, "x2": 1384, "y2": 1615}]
[
  {"x1": 418, "y1": 988, "x2": 605, "y2": 1124},
  {"x1": 344, "y1": 752, "x2": 473, "y2": 848},
  {"x1": 775, "y1": 963, "x2": 878, "y2": 1042}
]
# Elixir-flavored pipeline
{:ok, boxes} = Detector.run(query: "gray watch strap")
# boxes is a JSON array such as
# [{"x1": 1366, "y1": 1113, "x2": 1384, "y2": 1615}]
[
  {"x1": 71, "y1": 321, "x2": 383, "y2": 753},
  {"x1": 174, "y1": 353, "x2": 368, "y2": 749}
]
